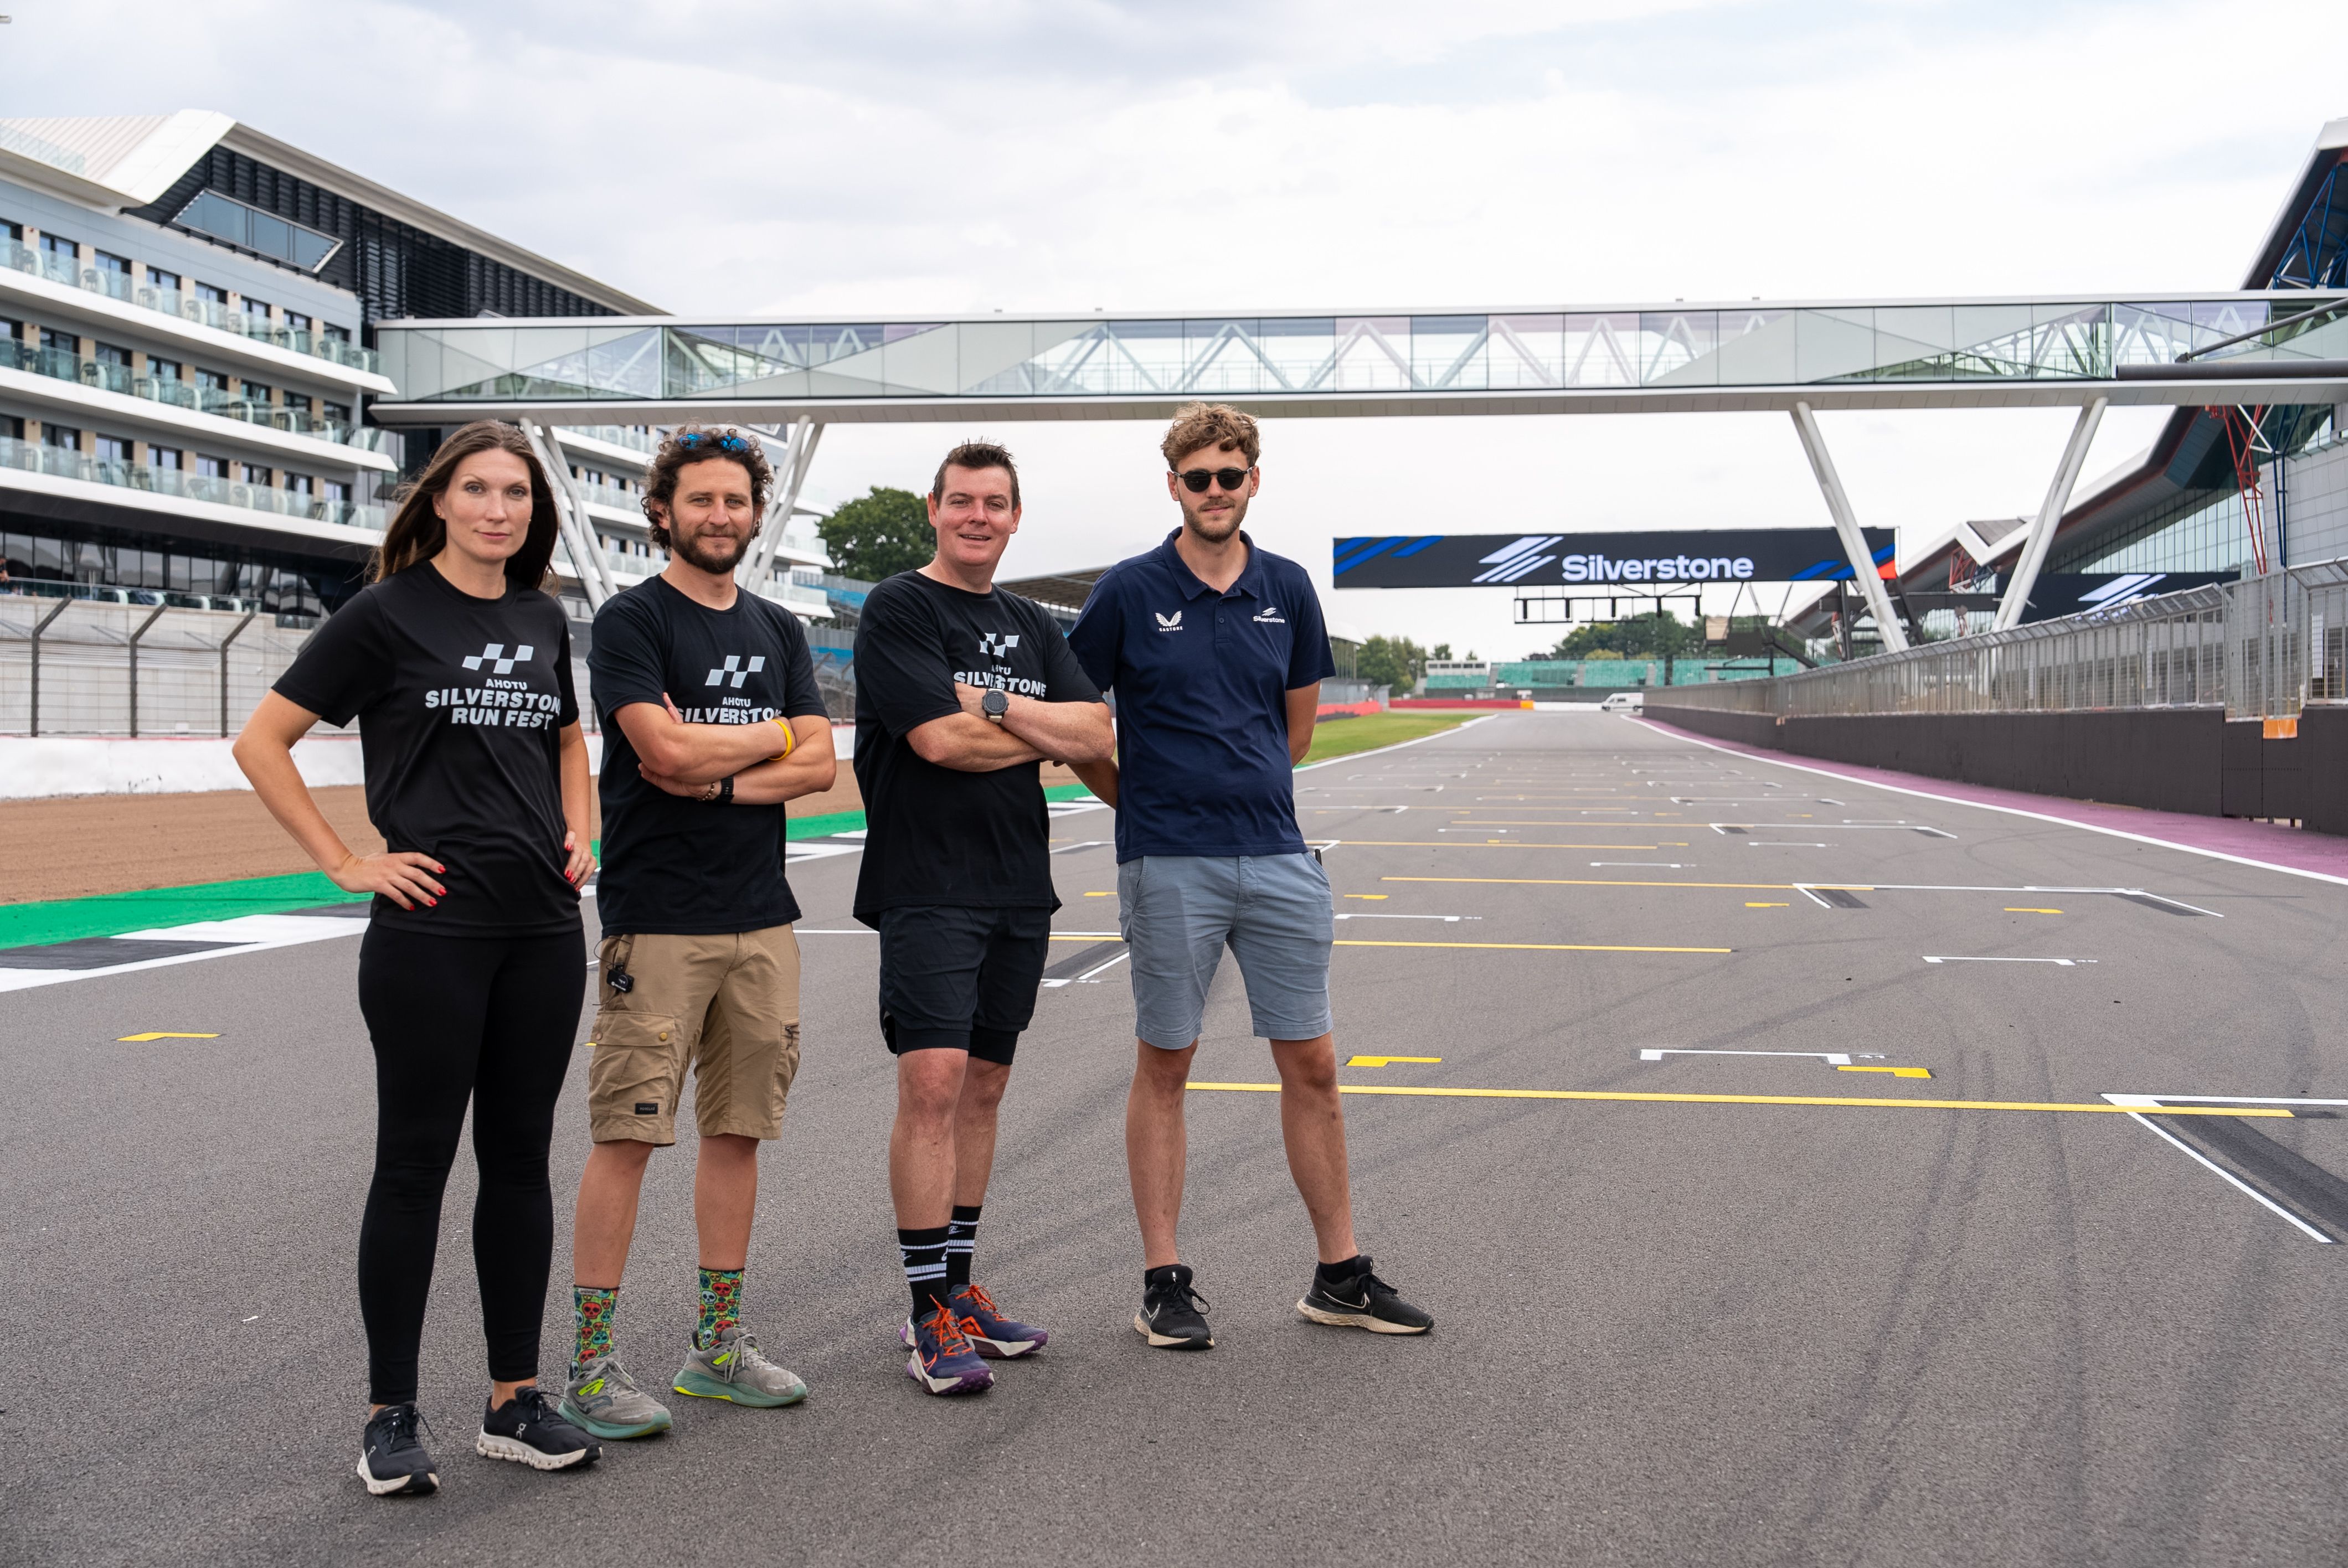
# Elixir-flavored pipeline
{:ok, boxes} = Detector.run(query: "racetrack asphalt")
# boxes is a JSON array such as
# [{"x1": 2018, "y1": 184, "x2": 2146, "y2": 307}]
[{"x1": 6, "y1": 709, "x2": 2348, "y2": 1566}]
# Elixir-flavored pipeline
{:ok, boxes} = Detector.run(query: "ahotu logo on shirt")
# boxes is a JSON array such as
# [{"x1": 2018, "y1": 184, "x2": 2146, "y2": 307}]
[
  {"x1": 1154, "y1": 611, "x2": 1183, "y2": 632},
  {"x1": 461, "y1": 642, "x2": 534, "y2": 674},
  {"x1": 979, "y1": 632, "x2": 1021, "y2": 657},
  {"x1": 707, "y1": 654, "x2": 766, "y2": 688}
]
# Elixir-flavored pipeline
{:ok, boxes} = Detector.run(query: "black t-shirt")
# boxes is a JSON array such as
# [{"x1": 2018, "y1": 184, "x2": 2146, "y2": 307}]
[
  {"x1": 852, "y1": 571, "x2": 1101, "y2": 922},
  {"x1": 589, "y1": 576, "x2": 828, "y2": 935},
  {"x1": 273, "y1": 563, "x2": 581, "y2": 937}
]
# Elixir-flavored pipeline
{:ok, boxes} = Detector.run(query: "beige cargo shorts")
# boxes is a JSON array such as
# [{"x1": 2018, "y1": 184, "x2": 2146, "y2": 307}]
[{"x1": 586, "y1": 926, "x2": 801, "y2": 1145}]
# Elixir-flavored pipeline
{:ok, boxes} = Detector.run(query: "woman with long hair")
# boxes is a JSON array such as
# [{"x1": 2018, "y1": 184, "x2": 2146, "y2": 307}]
[{"x1": 235, "y1": 420, "x2": 603, "y2": 1495}]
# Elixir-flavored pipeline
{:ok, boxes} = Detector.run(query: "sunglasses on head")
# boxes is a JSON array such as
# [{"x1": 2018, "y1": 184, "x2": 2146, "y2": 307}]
[
  {"x1": 677, "y1": 431, "x2": 751, "y2": 453},
  {"x1": 1175, "y1": 466, "x2": 1253, "y2": 493}
]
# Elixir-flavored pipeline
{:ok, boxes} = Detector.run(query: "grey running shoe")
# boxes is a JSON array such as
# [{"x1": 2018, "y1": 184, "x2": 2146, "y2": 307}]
[
  {"x1": 560, "y1": 1356, "x2": 673, "y2": 1440},
  {"x1": 671, "y1": 1325, "x2": 808, "y2": 1408}
]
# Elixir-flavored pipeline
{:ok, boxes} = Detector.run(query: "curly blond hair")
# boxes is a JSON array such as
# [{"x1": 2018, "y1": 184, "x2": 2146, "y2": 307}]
[{"x1": 1160, "y1": 402, "x2": 1260, "y2": 468}]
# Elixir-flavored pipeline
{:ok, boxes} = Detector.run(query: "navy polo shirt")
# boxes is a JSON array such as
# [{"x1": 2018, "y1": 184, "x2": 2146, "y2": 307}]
[{"x1": 1068, "y1": 530, "x2": 1336, "y2": 863}]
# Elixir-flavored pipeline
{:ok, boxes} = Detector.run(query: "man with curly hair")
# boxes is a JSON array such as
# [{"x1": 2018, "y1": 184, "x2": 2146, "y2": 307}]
[{"x1": 561, "y1": 426, "x2": 839, "y2": 1440}]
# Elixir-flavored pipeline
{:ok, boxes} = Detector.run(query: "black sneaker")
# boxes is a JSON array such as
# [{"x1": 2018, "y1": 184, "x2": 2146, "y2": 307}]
[
  {"x1": 357, "y1": 1402, "x2": 439, "y2": 1497},
  {"x1": 475, "y1": 1386, "x2": 601, "y2": 1472},
  {"x1": 1134, "y1": 1263, "x2": 1214, "y2": 1349},
  {"x1": 1297, "y1": 1256, "x2": 1434, "y2": 1334}
]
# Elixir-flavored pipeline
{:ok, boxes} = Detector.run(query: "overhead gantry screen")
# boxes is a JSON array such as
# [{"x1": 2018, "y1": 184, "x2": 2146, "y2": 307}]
[
  {"x1": 368, "y1": 295, "x2": 2348, "y2": 423},
  {"x1": 1334, "y1": 529, "x2": 1898, "y2": 589}
]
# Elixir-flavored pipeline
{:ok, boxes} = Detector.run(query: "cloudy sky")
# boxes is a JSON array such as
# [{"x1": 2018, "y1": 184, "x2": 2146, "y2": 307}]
[{"x1": 11, "y1": 1, "x2": 2342, "y2": 651}]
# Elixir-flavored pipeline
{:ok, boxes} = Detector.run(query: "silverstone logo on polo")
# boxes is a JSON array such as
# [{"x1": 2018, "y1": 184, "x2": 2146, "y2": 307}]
[
  {"x1": 1253, "y1": 608, "x2": 1286, "y2": 623},
  {"x1": 979, "y1": 632, "x2": 1021, "y2": 657},
  {"x1": 1155, "y1": 611, "x2": 1183, "y2": 632},
  {"x1": 707, "y1": 654, "x2": 766, "y2": 688},
  {"x1": 461, "y1": 642, "x2": 534, "y2": 674}
]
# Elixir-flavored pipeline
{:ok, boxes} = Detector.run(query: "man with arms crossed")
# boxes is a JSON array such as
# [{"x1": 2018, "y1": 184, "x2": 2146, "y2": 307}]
[
  {"x1": 1068, "y1": 403, "x2": 1433, "y2": 1349},
  {"x1": 855, "y1": 441, "x2": 1115, "y2": 1396},
  {"x1": 562, "y1": 426, "x2": 837, "y2": 1439}
]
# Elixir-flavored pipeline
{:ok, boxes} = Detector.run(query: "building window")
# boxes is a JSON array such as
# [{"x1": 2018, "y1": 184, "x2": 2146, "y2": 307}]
[
  {"x1": 148, "y1": 355, "x2": 182, "y2": 383},
  {"x1": 94, "y1": 435, "x2": 130, "y2": 465},
  {"x1": 0, "y1": 414, "x2": 21, "y2": 441},
  {"x1": 150, "y1": 446, "x2": 182, "y2": 470},
  {"x1": 197, "y1": 454, "x2": 229, "y2": 478},
  {"x1": 198, "y1": 369, "x2": 230, "y2": 394},
  {"x1": 195, "y1": 282, "x2": 228, "y2": 306},
  {"x1": 147, "y1": 265, "x2": 179, "y2": 292},
  {"x1": 286, "y1": 472, "x2": 314, "y2": 497},
  {"x1": 241, "y1": 380, "x2": 274, "y2": 405},
  {"x1": 37, "y1": 232, "x2": 75, "y2": 260},
  {"x1": 173, "y1": 190, "x2": 341, "y2": 272},
  {"x1": 323, "y1": 479, "x2": 349, "y2": 504},
  {"x1": 241, "y1": 462, "x2": 271, "y2": 485},
  {"x1": 43, "y1": 423, "x2": 80, "y2": 450},
  {"x1": 323, "y1": 400, "x2": 352, "y2": 426},
  {"x1": 239, "y1": 297, "x2": 271, "y2": 323},
  {"x1": 324, "y1": 324, "x2": 351, "y2": 344},
  {"x1": 91, "y1": 250, "x2": 128, "y2": 276},
  {"x1": 92, "y1": 342, "x2": 130, "y2": 368},
  {"x1": 40, "y1": 327, "x2": 77, "y2": 354},
  {"x1": 0, "y1": 220, "x2": 19, "y2": 243},
  {"x1": 284, "y1": 310, "x2": 311, "y2": 333}
]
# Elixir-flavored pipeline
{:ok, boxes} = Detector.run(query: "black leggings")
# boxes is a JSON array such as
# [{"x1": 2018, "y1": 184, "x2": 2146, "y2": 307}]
[{"x1": 355, "y1": 922, "x2": 586, "y2": 1405}]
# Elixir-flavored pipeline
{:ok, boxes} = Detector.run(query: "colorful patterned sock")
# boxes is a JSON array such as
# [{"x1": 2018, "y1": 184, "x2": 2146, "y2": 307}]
[
  {"x1": 573, "y1": 1285, "x2": 618, "y2": 1370},
  {"x1": 696, "y1": 1267, "x2": 744, "y2": 1349},
  {"x1": 945, "y1": 1204, "x2": 982, "y2": 1292}
]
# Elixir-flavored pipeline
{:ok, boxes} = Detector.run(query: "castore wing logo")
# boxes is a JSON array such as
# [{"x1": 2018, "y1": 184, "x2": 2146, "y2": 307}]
[
  {"x1": 1155, "y1": 611, "x2": 1183, "y2": 631},
  {"x1": 462, "y1": 642, "x2": 534, "y2": 674},
  {"x1": 707, "y1": 654, "x2": 766, "y2": 688}
]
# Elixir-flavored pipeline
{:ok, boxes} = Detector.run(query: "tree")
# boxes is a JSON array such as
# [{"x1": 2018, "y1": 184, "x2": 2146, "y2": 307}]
[
  {"x1": 817, "y1": 486, "x2": 933, "y2": 581},
  {"x1": 1355, "y1": 633, "x2": 1428, "y2": 692},
  {"x1": 1430, "y1": 642, "x2": 1453, "y2": 661},
  {"x1": 1539, "y1": 611, "x2": 1701, "y2": 661}
]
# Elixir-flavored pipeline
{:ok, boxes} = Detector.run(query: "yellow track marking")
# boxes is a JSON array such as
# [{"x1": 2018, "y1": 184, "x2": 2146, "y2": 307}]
[
  {"x1": 1838, "y1": 1065, "x2": 1932, "y2": 1079},
  {"x1": 117, "y1": 1031, "x2": 220, "y2": 1041},
  {"x1": 1185, "y1": 1083, "x2": 2291, "y2": 1116},
  {"x1": 1384, "y1": 875, "x2": 1875, "y2": 891},
  {"x1": 1338, "y1": 840, "x2": 1666, "y2": 850},
  {"x1": 1333, "y1": 939, "x2": 1730, "y2": 953},
  {"x1": 1746, "y1": 902, "x2": 1789, "y2": 907},
  {"x1": 1343, "y1": 893, "x2": 1389, "y2": 899},
  {"x1": 1084, "y1": 891, "x2": 1115, "y2": 896},
  {"x1": 2006, "y1": 907, "x2": 2063, "y2": 914},
  {"x1": 1347, "y1": 1055, "x2": 1443, "y2": 1067}
]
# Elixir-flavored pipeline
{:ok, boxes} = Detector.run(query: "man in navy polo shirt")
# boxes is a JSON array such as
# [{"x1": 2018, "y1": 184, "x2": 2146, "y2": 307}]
[{"x1": 1068, "y1": 402, "x2": 1433, "y2": 1351}]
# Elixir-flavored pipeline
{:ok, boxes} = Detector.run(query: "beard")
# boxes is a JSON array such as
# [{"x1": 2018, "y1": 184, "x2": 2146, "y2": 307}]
[
  {"x1": 1184, "y1": 496, "x2": 1247, "y2": 543},
  {"x1": 670, "y1": 524, "x2": 748, "y2": 574}
]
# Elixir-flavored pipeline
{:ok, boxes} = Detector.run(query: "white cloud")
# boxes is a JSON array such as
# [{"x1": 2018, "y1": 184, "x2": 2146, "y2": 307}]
[{"x1": 8, "y1": 0, "x2": 2339, "y2": 651}]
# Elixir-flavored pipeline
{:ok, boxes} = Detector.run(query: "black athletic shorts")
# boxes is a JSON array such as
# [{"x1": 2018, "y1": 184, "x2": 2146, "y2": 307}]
[{"x1": 876, "y1": 905, "x2": 1052, "y2": 1065}]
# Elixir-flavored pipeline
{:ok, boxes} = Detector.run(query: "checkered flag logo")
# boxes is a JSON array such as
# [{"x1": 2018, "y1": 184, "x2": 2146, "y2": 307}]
[
  {"x1": 461, "y1": 642, "x2": 534, "y2": 674},
  {"x1": 706, "y1": 654, "x2": 767, "y2": 688},
  {"x1": 979, "y1": 632, "x2": 1021, "y2": 657}
]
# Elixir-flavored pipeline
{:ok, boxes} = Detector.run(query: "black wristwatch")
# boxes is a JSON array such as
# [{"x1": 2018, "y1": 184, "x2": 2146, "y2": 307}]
[
  {"x1": 714, "y1": 775, "x2": 735, "y2": 805},
  {"x1": 981, "y1": 689, "x2": 1010, "y2": 725}
]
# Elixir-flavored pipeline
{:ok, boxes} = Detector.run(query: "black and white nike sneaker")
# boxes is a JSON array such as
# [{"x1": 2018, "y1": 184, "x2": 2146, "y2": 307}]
[
  {"x1": 1134, "y1": 1263, "x2": 1214, "y2": 1349},
  {"x1": 357, "y1": 1402, "x2": 439, "y2": 1497},
  {"x1": 475, "y1": 1386, "x2": 601, "y2": 1472},
  {"x1": 1296, "y1": 1256, "x2": 1434, "y2": 1334}
]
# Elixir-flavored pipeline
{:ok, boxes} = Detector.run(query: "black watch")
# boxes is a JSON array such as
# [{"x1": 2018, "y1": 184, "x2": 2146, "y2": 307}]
[
  {"x1": 716, "y1": 775, "x2": 735, "y2": 805},
  {"x1": 981, "y1": 689, "x2": 1010, "y2": 725}
]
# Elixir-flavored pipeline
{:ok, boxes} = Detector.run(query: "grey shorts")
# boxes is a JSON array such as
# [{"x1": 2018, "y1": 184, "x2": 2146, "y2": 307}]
[{"x1": 1117, "y1": 853, "x2": 1334, "y2": 1049}]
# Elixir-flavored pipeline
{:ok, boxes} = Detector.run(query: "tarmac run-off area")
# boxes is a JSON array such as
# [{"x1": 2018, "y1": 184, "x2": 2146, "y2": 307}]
[{"x1": 7, "y1": 709, "x2": 2347, "y2": 1566}]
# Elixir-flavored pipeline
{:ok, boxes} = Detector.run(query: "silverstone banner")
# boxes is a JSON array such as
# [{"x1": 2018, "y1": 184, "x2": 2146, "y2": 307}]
[{"x1": 1332, "y1": 529, "x2": 1896, "y2": 589}]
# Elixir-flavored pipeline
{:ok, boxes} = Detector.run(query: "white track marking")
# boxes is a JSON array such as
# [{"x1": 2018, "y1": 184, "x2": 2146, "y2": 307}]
[
  {"x1": 2117, "y1": 1108, "x2": 2334, "y2": 1244},
  {"x1": 1639, "y1": 719, "x2": 2348, "y2": 889},
  {"x1": 1639, "y1": 1048, "x2": 1882, "y2": 1065},
  {"x1": 1923, "y1": 955, "x2": 2094, "y2": 965}
]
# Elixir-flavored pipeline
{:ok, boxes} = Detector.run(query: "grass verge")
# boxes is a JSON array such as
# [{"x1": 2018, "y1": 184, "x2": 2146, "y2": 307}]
[{"x1": 1300, "y1": 711, "x2": 1484, "y2": 766}]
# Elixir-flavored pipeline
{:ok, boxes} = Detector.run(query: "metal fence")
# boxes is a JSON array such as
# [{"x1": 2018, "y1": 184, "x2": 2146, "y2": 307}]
[
  {"x1": 0, "y1": 596, "x2": 599, "y2": 737},
  {"x1": 1647, "y1": 557, "x2": 2348, "y2": 723}
]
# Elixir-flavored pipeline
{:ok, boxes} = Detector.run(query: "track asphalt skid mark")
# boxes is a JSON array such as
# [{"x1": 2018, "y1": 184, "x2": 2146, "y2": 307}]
[{"x1": 2105, "y1": 1095, "x2": 2348, "y2": 1243}]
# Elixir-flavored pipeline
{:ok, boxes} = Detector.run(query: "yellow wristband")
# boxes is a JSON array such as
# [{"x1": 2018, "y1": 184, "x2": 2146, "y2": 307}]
[{"x1": 770, "y1": 716, "x2": 796, "y2": 761}]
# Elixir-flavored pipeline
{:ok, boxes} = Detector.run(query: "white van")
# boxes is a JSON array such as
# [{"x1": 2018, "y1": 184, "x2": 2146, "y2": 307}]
[{"x1": 1598, "y1": 692, "x2": 1645, "y2": 714}]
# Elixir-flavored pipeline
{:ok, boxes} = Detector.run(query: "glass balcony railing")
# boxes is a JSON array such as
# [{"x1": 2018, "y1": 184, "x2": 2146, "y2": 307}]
[
  {"x1": 0, "y1": 434, "x2": 387, "y2": 529},
  {"x1": 556, "y1": 423, "x2": 658, "y2": 453},
  {"x1": 377, "y1": 296, "x2": 2348, "y2": 406},
  {"x1": 1, "y1": 339, "x2": 389, "y2": 452},
  {"x1": 0, "y1": 240, "x2": 382, "y2": 375},
  {"x1": 578, "y1": 478, "x2": 641, "y2": 513}
]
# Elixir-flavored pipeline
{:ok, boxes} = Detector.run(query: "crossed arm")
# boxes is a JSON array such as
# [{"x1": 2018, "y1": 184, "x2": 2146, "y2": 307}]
[
  {"x1": 616, "y1": 699, "x2": 838, "y2": 804},
  {"x1": 909, "y1": 684, "x2": 1116, "y2": 773},
  {"x1": 1068, "y1": 682, "x2": 1320, "y2": 808}
]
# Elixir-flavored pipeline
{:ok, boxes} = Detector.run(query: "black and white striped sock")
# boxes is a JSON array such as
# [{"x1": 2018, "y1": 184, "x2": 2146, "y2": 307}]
[
  {"x1": 944, "y1": 1204, "x2": 982, "y2": 1292},
  {"x1": 900, "y1": 1226, "x2": 950, "y2": 1321}
]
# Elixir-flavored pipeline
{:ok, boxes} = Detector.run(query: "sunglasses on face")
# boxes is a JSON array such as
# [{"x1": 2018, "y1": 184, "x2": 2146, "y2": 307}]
[
  {"x1": 677, "y1": 431, "x2": 751, "y2": 453},
  {"x1": 1175, "y1": 466, "x2": 1253, "y2": 493}
]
